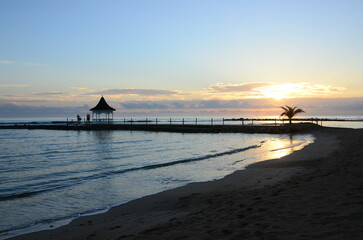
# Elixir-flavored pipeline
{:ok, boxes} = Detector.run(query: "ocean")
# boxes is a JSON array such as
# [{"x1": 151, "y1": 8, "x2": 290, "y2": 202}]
[
  {"x1": 0, "y1": 125, "x2": 315, "y2": 239},
  {"x1": 0, "y1": 116, "x2": 361, "y2": 239},
  {"x1": 4, "y1": 115, "x2": 362, "y2": 239}
]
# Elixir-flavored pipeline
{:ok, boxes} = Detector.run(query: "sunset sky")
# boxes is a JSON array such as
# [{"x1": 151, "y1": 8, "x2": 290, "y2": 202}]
[{"x1": 1, "y1": 0, "x2": 362, "y2": 117}]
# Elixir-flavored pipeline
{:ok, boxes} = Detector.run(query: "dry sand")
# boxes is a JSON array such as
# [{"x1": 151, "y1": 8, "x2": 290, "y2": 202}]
[{"x1": 11, "y1": 128, "x2": 363, "y2": 240}]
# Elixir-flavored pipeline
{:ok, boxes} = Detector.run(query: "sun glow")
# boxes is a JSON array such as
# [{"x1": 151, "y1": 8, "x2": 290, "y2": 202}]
[
  {"x1": 255, "y1": 83, "x2": 309, "y2": 99},
  {"x1": 208, "y1": 82, "x2": 345, "y2": 101},
  {"x1": 259, "y1": 86, "x2": 290, "y2": 100}
]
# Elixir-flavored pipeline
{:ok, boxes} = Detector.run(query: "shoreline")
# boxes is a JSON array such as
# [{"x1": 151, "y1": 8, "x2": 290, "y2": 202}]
[{"x1": 9, "y1": 127, "x2": 363, "y2": 239}]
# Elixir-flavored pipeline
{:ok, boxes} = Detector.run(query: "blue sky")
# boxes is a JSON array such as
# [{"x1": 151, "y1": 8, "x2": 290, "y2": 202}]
[{"x1": 0, "y1": 0, "x2": 363, "y2": 117}]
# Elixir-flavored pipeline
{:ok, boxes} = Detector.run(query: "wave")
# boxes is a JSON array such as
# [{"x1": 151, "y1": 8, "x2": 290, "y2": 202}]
[
  {"x1": 0, "y1": 205, "x2": 110, "y2": 236},
  {"x1": 0, "y1": 189, "x2": 51, "y2": 202},
  {"x1": 0, "y1": 143, "x2": 263, "y2": 202},
  {"x1": 139, "y1": 143, "x2": 262, "y2": 170}
]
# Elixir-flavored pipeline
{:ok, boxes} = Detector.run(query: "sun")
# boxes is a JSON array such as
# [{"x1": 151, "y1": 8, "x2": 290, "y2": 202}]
[
  {"x1": 263, "y1": 91, "x2": 288, "y2": 100},
  {"x1": 257, "y1": 84, "x2": 296, "y2": 100}
]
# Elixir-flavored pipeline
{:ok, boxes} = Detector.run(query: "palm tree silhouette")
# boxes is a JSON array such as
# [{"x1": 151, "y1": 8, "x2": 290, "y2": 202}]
[{"x1": 280, "y1": 105, "x2": 305, "y2": 124}]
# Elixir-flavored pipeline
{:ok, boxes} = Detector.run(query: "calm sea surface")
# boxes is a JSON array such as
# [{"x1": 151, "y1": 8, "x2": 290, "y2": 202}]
[{"x1": 0, "y1": 126, "x2": 314, "y2": 239}]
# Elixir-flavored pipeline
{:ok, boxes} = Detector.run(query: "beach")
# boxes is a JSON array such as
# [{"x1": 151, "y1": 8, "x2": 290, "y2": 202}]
[{"x1": 10, "y1": 127, "x2": 363, "y2": 240}]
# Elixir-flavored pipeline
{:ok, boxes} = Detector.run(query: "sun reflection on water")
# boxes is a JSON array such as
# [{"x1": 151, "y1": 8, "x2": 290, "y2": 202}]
[{"x1": 265, "y1": 135, "x2": 314, "y2": 160}]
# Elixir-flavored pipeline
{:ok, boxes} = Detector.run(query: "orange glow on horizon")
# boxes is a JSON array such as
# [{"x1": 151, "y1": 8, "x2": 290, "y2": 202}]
[{"x1": 252, "y1": 83, "x2": 345, "y2": 100}]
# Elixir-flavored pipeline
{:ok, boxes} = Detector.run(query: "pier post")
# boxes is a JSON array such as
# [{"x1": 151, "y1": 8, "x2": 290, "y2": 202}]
[
  {"x1": 146, "y1": 118, "x2": 148, "y2": 124},
  {"x1": 131, "y1": 118, "x2": 133, "y2": 125},
  {"x1": 211, "y1": 118, "x2": 213, "y2": 126},
  {"x1": 156, "y1": 118, "x2": 158, "y2": 125},
  {"x1": 170, "y1": 118, "x2": 172, "y2": 124},
  {"x1": 195, "y1": 118, "x2": 198, "y2": 125},
  {"x1": 124, "y1": 118, "x2": 125, "y2": 124},
  {"x1": 182, "y1": 118, "x2": 184, "y2": 125},
  {"x1": 222, "y1": 118, "x2": 224, "y2": 126}
]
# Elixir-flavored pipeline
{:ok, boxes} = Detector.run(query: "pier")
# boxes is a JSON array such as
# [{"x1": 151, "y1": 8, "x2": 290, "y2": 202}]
[
  {"x1": 64, "y1": 116, "x2": 363, "y2": 126},
  {"x1": 66, "y1": 116, "x2": 363, "y2": 128},
  {"x1": 0, "y1": 117, "x2": 361, "y2": 134}
]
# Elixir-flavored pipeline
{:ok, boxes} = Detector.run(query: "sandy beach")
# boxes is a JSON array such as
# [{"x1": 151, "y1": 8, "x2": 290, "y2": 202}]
[{"x1": 10, "y1": 127, "x2": 363, "y2": 240}]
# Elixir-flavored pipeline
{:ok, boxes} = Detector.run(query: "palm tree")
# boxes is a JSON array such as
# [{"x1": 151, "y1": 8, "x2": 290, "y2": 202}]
[{"x1": 280, "y1": 105, "x2": 305, "y2": 124}]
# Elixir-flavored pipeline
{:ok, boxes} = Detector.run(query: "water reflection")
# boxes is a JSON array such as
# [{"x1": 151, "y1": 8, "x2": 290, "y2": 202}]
[
  {"x1": 266, "y1": 134, "x2": 313, "y2": 160},
  {"x1": 92, "y1": 131, "x2": 115, "y2": 169},
  {"x1": 92, "y1": 130, "x2": 114, "y2": 143}
]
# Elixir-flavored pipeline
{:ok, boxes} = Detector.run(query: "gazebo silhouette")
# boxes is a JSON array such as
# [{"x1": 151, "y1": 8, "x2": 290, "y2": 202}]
[{"x1": 90, "y1": 96, "x2": 116, "y2": 122}]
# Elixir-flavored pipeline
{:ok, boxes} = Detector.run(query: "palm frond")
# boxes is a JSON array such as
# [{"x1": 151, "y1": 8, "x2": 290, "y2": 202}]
[
  {"x1": 294, "y1": 109, "x2": 305, "y2": 114},
  {"x1": 280, "y1": 106, "x2": 288, "y2": 112}
]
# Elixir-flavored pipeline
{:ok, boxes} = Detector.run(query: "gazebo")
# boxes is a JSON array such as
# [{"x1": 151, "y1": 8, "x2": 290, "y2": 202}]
[{"x1": 90, "y1": 96, "x2": 116, "y2": 122}]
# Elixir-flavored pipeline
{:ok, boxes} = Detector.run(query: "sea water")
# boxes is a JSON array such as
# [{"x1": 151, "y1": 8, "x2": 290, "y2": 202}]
[{"x1": 0, "y1": 128, "x2": 314, "y2": 239}]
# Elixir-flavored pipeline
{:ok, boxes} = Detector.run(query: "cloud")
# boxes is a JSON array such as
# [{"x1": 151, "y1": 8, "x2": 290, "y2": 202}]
[
  {"x1": 207, "y1": 82, "x2": 346, "y2": 99},
  {"x1": 0, "y1": 60, "x2": 14, "y2": 64},
  {"x1": 209, "y1": 83, "x2": 272, "y2": 93},
  {"x1": 192, "y1": 100, "x2": 253, "y2": 109},
  {"x1": 276, "y1": 97, "x2": 363, "y2": 115},
  {"x1": 83, "y1": 83, "x2": 345, "y2": 103},
  {"x1": 121, "y1": 102, "x2": 169, "y2": 109},
  {"x1": 32, "y1": 91, "x2": 65, "y2": 96},
  {"x1": 127, "y1": 97, "x2": 362, "y2": 116},
  {"x1": 0, "y1": 98, "x2": 46, "y2": 104},
  {"x1": 303, "y1": 84, "x2": 346, "y2": 95},
  {"x1": 69, "y1": 87, "x2": 90, "y2": 91},
  {"x1": 90, "y1": 88, "x2": 179, "y2": 96},
  {"x1": 171, "y1": 101, "x2": 186, "y2": 109},
  {"x1": 0, "y1": 103, "x2": 90, "y2": 117},
  {"x1": 120, "y1": 100, "x2": 272, "y2": 110},
  {"x1": 0, "y1": 84, "x2": 31, "y2": 88}
]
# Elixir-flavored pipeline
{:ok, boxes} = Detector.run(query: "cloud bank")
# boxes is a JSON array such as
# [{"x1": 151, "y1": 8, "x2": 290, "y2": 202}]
[
  {"x1": 2, "y1": 98, "x2": 362, "y2": 118},
  {"x1": 0, "y1": 82, "x2": 358, "y2": 117}
]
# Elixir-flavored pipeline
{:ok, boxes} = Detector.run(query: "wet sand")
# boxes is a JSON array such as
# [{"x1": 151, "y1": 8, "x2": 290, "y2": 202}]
[{"x1": 11, "y1": 127, "x2": 363, "y2": 240}]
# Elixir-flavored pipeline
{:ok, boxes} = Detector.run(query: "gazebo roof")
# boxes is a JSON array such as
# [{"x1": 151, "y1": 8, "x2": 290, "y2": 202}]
[{"x1": 90, "y1": 96, "x2": 116, "y2": 111}]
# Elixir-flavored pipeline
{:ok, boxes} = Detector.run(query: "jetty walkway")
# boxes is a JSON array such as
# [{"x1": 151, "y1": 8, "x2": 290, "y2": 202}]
[{"x1": 1, "y1": 117, "x2": 361, "y2": 133}]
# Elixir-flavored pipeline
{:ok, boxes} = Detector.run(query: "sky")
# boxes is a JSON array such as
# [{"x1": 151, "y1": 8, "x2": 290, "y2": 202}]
[{"x1": 0, "y1": 0, "x2": 362, "y2": 117}]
